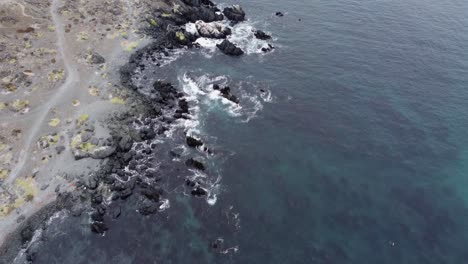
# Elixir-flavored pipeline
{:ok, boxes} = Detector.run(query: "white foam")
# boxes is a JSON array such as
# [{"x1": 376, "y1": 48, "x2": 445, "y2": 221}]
[
  {"x1": 185, "y1": 22, "x2": 198, "y2": 36},
  {"x1": 159, "y1": 199, "x2": 170, "y2": 212},
  {"x1": 227, "y1": 22, "x2": 272, "y2": 55}
]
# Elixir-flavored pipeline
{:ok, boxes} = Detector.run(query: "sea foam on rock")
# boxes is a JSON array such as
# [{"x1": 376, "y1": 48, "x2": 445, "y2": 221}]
[
  {"x1": 216, "y1": 40, "x2": 244, "y2": 56},
  {"x1": 195, "y1": 21, "x2": 232, "y2": 39}
]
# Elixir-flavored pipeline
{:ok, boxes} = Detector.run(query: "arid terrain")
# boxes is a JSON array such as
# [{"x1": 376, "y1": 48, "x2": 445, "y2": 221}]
[{"x1": 0, "y1": 0, "x2": 174, "y2": 246}]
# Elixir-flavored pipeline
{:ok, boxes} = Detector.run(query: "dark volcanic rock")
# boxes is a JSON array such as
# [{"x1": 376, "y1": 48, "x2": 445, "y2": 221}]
[
  {"x1": 261, "y1": 44, "x2": 275, "y2": 53},
  {"x1": 91, "y1": 221, "x2": 108, "y2": 234},
  {"x1": 217, "y1": 40, "x2": 244, "y2": 56},
  {"x1": 254, "y1": 30, "x2": 271, "y2": 40},
  {"x1": 215, "y1": 86, "x2": 240, "y2": 104},
  {"x1": 141, "y1": 185, "x2": 163, "y2": 202},
  {"x1": 191, "y1": 186, "x2": 208, "y2": 197},
  {"x1": 138, "y1": 198, "x2": 160, "y2": 215},
  {"x1": 276, "y1": 11, "x2": 284, "y2": 17},
  {"x1": 186, "y1": 158, "x2": 206, "y2": 170},
  {"x1": 223, "y1": 5, "x2": 246, "y2": 22},
  {"x1": 186, "y1": 136, "x2": 203, "y2": 147}
]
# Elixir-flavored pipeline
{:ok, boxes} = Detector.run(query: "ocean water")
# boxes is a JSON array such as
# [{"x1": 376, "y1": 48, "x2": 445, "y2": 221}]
[{"x1": 26, "y1": 0, "x2": 468, "y2": 263}]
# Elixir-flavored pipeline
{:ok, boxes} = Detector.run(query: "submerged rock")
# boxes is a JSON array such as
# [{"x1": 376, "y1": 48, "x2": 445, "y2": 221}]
[
  {"x1": 223, "y1": 5, "x2": 246, "y2": 22},
  {"x1": 90, "y1": 221, "x2": 108, "y2": 234},
  {"x1": 195, "y1": 21, "x2": 231, "y2": 39},
  {"x1": 275, "y1": 11, "x2": 284, "y2": 17},
  {"x1": 216, "y1": 40, "x2": 244, "y2": 56}
]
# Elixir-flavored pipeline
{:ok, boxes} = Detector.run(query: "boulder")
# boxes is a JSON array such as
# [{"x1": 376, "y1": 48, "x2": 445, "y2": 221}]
[
  {"x1": 253, "y1": 30, "x2": 271, "y2": 40},
  {"x1": 223, "y1": 5, "x2": 245, "y2": 22},
  {"x1": 186, "y1": 136, "x2": 203, "y2": 147},
  {"x1": 216, "y1": 40, "x2": 244, "y2": 56},
  {"x1": 195, "y1": 21, "x2": 231, "y2": 39},
  {"x1": 90, "y1": 146, "x2": 116, "y2": 159},
  {"x1": 275, "y1": 12, "x2": 284, "y2": 17}
]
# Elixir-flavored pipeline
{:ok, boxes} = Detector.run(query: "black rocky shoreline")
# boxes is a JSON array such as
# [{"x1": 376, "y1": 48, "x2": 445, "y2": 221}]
[{"x1": 0, "y1": 1, "x2": 274, "y2": 262}]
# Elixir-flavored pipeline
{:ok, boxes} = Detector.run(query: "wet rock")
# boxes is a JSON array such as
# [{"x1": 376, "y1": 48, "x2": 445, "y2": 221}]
[
  {"x1": 138, "y1": 198, "x2": 159, "y2": 215},
  {"x1": 90, "y1": 146, "x2": 116, "y2": 159},
  {"x1": 186, "y1": 136, "x2": 203, "y2": 147},
  {"x1": 91, "y1": 221, "x2": 108, "y2": 234},
  {"x1": 276, "y1": 11, "x2": 284, "y2": 17},
  {"x1": 20, "y1": 226, "x2": 34, "y2": 244},
  {"x1": 217, "y1": 40, "x2": 244, "y2": 56},
  {"x1": 120, "y1": 188, "x2": 133, "y2": 200},
  {"x1": 223, "y1": 5, "x2": 246, "y2": 22},
  {"x1": 195, "y1": 21, "x2": 231, "y2": 39},
  {"x1": 216, "y1": 86, "x2": 240, "y2": 104},
  {"x1": 183, "y1": 0, "x2": 201, "y2": 6},
  {"x1": 186, "y1": 158, "x2": 206, "y2": 171},
  {"x1": 261, "y1": 44, "x2": 275, "y2": 53},
  {"x1": 109, "y1": 205, "x2": 121, "y2": 219},
  {"x1": 191, "y1": 186, "x2": 208, "y2": 197},
  {"x1": 118, "y1": 135, "x2": 133, "y2": 151},
  {"x1": 141, "y1": 186, "x2": 163, "y2": 202},
  {"x1": 254, "y1": 30, "x2": 271, "y2": 40},
  {"x1": 91, "y1": 211, "x2": 104, "y2": 222}
]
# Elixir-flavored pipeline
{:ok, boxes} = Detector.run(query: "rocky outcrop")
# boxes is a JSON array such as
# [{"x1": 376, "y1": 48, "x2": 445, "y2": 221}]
[
  {"x1": 223, "y1": 5, "x2": 246, "y2": 22},
  {"x1": 213, "y1": 84, "x2": 240, "y2": 104},
  {"x1": 254, "y1": 30, "x2": 271, "y2": 40},
  {"x1": 195, "y1": 21, "x2": 231, "y2": 39},
  {"x1": 216, "y1": 40, "x2": 244, "y2": 56}
]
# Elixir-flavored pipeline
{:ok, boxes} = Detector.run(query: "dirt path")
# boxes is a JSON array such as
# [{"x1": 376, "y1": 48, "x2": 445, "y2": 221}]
[{"x1": 6, "y1": 0, "x2": 80, "y2": 184}]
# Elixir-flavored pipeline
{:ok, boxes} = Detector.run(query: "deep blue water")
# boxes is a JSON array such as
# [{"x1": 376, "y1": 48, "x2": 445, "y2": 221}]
[{"x1": 28, "y1": 0, "x2": 468, "y2": 263}]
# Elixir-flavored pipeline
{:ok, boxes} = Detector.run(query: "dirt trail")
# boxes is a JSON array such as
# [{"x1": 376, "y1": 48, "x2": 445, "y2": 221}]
[{"x1": 6, "y1": 0, "x2": 80, "y2": 184}]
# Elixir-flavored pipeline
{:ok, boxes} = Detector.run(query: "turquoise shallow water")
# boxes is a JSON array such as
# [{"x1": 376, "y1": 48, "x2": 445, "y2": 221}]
[{"x1": 29, "y1": 0, "x2": 468, "y2": 263}]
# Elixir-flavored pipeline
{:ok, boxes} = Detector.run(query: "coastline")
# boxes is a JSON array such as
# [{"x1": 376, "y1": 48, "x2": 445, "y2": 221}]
[{"x1": 0, "y1": 0, "x2": 266, "y2": 262}]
